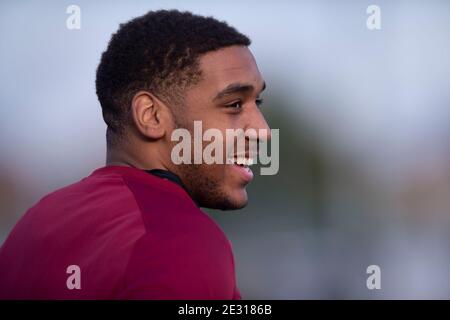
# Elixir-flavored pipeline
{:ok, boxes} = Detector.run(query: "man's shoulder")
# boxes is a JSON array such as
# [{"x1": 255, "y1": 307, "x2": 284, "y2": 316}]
[
  {"x1": 23, "y1": 167, "x2": 140, "y2": 228},
  {"x1": 0, "y1": 167, "x2": 148, "y2": 298},
  {"x1": 32, "y1": 165, "x2": 189, "y2": 217}
]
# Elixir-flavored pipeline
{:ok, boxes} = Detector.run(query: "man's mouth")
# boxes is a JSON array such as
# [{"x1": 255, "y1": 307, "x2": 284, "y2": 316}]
[
  {"x1": 228, "y1": 156, "x2": 255, "y2": 182},
  {"x1": 232, "y1": 157, "x2": 254, "y2": 167}
]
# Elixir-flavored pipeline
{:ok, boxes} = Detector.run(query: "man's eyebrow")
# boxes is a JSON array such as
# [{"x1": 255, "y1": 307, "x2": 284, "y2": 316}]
[{"x1": 213, "y1": 81, "x2": 266, "y2": 101}]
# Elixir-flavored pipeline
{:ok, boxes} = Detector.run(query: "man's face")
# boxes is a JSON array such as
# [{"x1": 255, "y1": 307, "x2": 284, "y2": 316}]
[{"x1": 170, "y1": 45, "x2": 270, "y2": 210}]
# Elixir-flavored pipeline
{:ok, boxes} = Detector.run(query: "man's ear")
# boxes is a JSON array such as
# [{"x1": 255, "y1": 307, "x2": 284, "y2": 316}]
[{"x1": 130, "y1": 91, "x2": 171, "y2": 140}]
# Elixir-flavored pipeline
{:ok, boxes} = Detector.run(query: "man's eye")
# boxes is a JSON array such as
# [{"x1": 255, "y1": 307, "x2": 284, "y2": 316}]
[
  {"x1": 226, "y1": 101, "x2": 242, "y2": 109},
  {"x1": 256, "y1": 98, "x2": 264, "y2": 107}
]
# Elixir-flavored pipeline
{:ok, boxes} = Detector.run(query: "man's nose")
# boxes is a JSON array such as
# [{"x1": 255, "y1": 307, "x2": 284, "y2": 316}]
[{"x1": 246, "y1": 108, "x2": 271, "y2": 143}]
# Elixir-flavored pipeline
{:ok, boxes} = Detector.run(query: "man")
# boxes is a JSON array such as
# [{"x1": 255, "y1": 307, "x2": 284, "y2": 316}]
[{"x1": 0, "y1": 9, "x2": 270, "y2": 299}]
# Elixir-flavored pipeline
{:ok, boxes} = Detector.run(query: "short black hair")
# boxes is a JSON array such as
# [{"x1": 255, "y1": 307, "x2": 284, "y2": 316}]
[{"x1": 95, "y1": 9, "x2": 251, "y2": 142}]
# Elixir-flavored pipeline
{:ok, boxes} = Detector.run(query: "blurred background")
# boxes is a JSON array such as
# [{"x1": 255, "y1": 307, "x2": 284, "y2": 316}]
[{"x1": 2, "y1": 0, "x2": 450, "y2": 299}]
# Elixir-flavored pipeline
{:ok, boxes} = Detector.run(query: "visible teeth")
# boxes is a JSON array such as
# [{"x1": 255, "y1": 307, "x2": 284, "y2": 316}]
[{"x1": 235, "y1": 158, "x2": 254, "y2": 166}]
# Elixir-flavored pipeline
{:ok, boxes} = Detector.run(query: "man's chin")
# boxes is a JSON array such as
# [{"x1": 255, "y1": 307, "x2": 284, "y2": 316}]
[{"x1": 199, "y1": 189, "x2": 249, "y2": 210}]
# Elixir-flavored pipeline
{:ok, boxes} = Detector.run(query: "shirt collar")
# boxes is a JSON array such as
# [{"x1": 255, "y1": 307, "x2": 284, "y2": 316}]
[{"x1": 145, "y1": 169, "x2": 199, "y2": 207}]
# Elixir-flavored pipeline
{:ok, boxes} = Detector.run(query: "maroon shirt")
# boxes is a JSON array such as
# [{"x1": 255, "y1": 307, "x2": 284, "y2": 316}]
[{"x1": 0, "y1": 166, "x2": 241, "y2": 299}]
